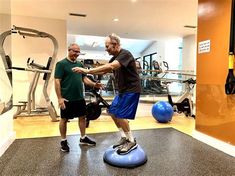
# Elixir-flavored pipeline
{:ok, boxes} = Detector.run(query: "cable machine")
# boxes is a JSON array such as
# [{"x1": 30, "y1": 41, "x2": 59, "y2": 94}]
[{"x1": 0, "y1": 26, "x2": 59, "y2": 121}]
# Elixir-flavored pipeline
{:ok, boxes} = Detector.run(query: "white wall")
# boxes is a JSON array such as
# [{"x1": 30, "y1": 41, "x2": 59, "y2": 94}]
[
  {"x1": 182, "y1": 34, "x2": 197, "y2": 107},
  {"x1": 0, "y1": 110, "x2": 15, "y2": 157},
  {"x1": 182, "y1": 35, "x2": 197, "y2": 72},
  {"x1": 163, "y1": 38, "x2": 182, "y2": 71}
]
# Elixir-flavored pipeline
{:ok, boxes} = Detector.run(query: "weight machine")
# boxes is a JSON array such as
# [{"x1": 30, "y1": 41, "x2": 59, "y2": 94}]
[
  {"x1": 1, "y1": 26, "x2": 59, "y2": 121},
  {"x1": 82, "y1": 59, "x2": 117, "y2": 96},
  {"x1": 162, "y1": 78, "x2": 196, "y2": 117},
  {"x1": 86, "y1": 88, "x2": 110, "y2": 127},
  {"x1": 139, "y1": 60, "x2": 169, "y2": 95},
  {"x1": 0, "y1": 28, "x2": 13, "y2": 114},
  {"x1": 83, "y1": 73, "x2": 111, "y2": 127}
]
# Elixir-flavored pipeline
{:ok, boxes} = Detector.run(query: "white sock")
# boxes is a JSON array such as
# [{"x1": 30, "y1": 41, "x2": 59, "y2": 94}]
[
  {"x1": 81, "y1": 135, "x2": 86, "y2": 139},
  {"x1": 125, "y1": 131, "x2": 134, "y2": 142},
  {"x1": 61, "y1": 138, "x2": 67, "y2": 141},
  {"x1": 118, "y1": 128, "x2": 126, "y2": 138}
]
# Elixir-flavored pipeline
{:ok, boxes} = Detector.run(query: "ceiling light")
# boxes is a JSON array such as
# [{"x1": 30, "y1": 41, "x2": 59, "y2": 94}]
[
  {"x1": 198, "y1": 2, "x2": 215, "y2": 17},
  {"x1": 113, "y1": 18, "x2": 119, "y2": 22}
]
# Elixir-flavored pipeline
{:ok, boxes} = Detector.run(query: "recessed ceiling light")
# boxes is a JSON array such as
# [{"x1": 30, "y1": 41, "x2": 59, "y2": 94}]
[{"x1": 113, "y1": 18, "x2": 119, "y2": 22}]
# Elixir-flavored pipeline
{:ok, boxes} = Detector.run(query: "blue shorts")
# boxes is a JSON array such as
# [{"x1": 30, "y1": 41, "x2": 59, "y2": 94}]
[{"x1": 108, "y1": 92, "x2": 140, "y2": 119}]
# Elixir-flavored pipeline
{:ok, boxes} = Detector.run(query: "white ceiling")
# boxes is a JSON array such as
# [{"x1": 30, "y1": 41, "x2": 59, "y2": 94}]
[{"x1": 2, "y1": 0, "x2": 198, "y2": 54}]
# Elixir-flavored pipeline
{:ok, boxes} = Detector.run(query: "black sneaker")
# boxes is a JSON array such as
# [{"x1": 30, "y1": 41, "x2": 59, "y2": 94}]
[
  {"x1": 80, "y1": 136, "x2": 96, "y2": 146},
  {"x1": 113, "y1": 137, "x2": 127, "y2": 149},
  {"x1": 117, "y1": 139, "x2": 137, "y2": 155},
  {"x1": 60, "y1": 140, "x2": 70, "y2": 152}
]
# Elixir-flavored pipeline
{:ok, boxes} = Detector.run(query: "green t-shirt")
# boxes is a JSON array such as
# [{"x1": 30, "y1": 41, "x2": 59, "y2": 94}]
[{"x1": 54, "y1": 58, "x2": 84, "y2": 101}]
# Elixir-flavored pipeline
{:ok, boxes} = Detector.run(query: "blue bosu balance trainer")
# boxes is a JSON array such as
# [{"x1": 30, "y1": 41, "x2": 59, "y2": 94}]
[{"x1": 103, "y1": 145, "x2": 147, "y2": 168}]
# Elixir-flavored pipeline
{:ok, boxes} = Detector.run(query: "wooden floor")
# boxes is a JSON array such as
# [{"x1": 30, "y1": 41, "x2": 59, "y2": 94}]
[{"x1": 14, "y1": 102, "x2": 195, "y2": 139}]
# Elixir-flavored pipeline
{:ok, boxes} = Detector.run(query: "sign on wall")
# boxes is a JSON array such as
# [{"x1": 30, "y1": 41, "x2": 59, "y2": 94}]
[{"x1": 198, "y1": 40, "x2": 210, "y2": 54}]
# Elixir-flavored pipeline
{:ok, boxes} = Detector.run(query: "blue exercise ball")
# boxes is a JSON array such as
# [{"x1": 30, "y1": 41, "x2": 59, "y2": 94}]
[
  {"x1": 152, "y1": 101, "x2": 173, "y2": 123},
  {"x1": 103, "y1": 145, "x2": 147, "y2": 168}
]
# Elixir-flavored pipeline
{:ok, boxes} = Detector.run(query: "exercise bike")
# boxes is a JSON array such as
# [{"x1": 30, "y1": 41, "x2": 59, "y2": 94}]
[
  {"x1": 163, "y1": 78, "x2": 196, "y2": 118},
  {"x1": 85, "y1": 88, "x2": 110, "y2": 127}
]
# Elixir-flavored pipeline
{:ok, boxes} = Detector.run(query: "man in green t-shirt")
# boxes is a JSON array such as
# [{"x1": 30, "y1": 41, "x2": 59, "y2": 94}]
[{"x1": 54, "y1": 43, "x2": 103, "y2": 152}]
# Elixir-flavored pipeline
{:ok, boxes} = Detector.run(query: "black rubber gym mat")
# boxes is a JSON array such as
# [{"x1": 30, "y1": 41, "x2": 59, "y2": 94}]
[{"x1": 0, "y1": 128, "x2": 234, "y2": 176}]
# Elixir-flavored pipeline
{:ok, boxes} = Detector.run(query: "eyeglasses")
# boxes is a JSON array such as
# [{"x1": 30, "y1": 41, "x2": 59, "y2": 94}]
[
  {"x1": 105, "y1": 42, "x2": 117, "y2": 49},
  {"x1": 69, "y1": 49, "x2": 80, "y2": 53}
]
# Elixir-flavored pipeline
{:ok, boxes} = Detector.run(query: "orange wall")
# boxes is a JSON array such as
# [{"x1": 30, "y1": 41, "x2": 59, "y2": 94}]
[{"x1": 196, "y1": 0, "x2": 235, "y2": 145}]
